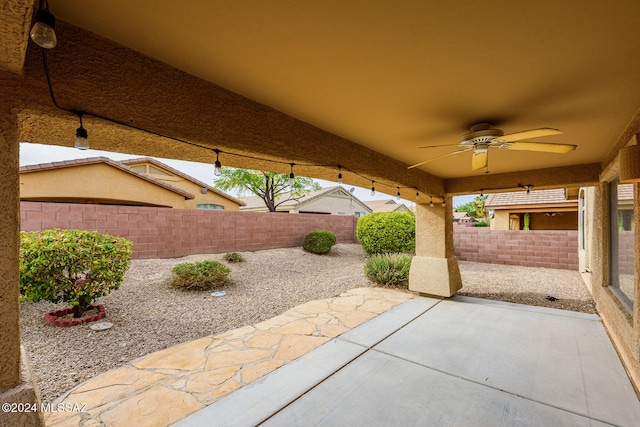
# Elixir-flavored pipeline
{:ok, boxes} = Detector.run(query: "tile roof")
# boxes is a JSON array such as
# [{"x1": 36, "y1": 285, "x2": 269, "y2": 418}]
[
  {"x1": 485, "y1": 189, "x2": 576, "y2": 208},
  {"x1": 365, "y1": 199, "x2": 408, "y2": 212},
  {"x1": 19, "y1": 157, "x2": 195, "y2": 199},
  {"x1": 120, "y1": 157, "x2": 245, "y2": 206}
]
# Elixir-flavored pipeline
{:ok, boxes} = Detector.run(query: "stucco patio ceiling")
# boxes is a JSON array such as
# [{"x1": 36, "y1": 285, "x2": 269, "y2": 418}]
[{"x1": 6, "y1": 0, "x2": 640, "y2": 195}]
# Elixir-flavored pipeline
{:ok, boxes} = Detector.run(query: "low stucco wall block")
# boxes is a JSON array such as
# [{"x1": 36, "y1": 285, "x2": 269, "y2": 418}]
[{"x1": 409, "y1": 256, "x2": 462, "y2": 297}]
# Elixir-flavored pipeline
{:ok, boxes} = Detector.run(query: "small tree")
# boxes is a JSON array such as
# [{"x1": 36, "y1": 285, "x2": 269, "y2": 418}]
[
  {"x1": 20, "y1": 229, "x2": 132, "y2": 318},
  {"x1": 455, "y1": 194, "x2": 489, "y2": 222},
  {"x1": 213, "y1": 167, "x2": 321, "y2": 212}
]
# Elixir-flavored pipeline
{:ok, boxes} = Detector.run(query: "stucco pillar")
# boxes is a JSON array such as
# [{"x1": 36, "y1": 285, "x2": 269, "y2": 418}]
[
  {"x1": 409, "y1": 196, "x2": 462, "y2": 297},
  {"x1": 0, "y1": 111, "x2": 44, "y2": 427}
]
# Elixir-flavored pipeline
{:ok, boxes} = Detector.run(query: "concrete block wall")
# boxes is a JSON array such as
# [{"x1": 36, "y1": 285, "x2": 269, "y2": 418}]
[
  {"x1": 454, "y1": 225, "x2": 579, "y2": 270},
  {"x1": 20, "y1": 202, "x2": 357, "y2": 259}
]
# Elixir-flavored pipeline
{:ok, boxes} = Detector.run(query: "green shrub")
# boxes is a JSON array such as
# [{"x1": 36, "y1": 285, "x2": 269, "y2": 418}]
[
  {"x1": 474, "y1": 220, "x2": 489, "y2": 227},
  {"x1": 223, "y1": 252, "x2": 244, "y2": 263},
  {"x1": 303, "y1": 230, "x2": 337, "y2": 254},
  {"x1": 356, "y1": 212, "x2": 415, "y2": 255},
  {"x1": 171, "y1": 260, "x2": 231, "y2": 290},
  {"x1": 20, "y1": 229, "x2": 133, "y2": 318},
  {"x1": 364, "y1": 253, "x2": 413, "y2": 286}
]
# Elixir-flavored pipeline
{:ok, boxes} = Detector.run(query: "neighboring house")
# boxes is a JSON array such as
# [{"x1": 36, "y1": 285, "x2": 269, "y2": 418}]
[
  {"x1": 453, "y1": 210, "x2": 473, "y2": 223},
  {"x1": 486, "y1": 188, "x2": 579, "y2": 230},
  {"x1": 20, "y1": 157, "x2": 244, "y2": 210},
  {"x1": 121, "y1": 157, "x2": 245, "y2": 210},
  {"x1": 240, "y1": 186, "x2": 372, "y2": 216},
  {"x1": 365, "y1": 199, "x2": 410, "y2": 213}
]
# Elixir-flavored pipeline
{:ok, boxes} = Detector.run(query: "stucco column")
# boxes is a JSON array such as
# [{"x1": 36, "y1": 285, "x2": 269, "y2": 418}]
[
  {"x1": 0, "y1": 111, "x2": 44, "y2": 427},
  {"x1": 409, "y1": 196, "x2": 462, "y2": 297}
]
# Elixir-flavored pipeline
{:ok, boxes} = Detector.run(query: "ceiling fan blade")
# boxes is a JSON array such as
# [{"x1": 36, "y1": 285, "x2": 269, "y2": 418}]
[
  {"x1": 408, "y1": 148, "x2": 471, "y2": 169},
  {"x1": 416, "y1": 143, "x2": 461, "y2": 149},
  {"x1": 497, "y1": 128, "x2": 563, "y2": 142},
  {"x1": 503, "y1": 141, "x2": 577, "y2": 153},
  {"x1": 471, "y1": 151, "x2": 488, "y2": 170}
]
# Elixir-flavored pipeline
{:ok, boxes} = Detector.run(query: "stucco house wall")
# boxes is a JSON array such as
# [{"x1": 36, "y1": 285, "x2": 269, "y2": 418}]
[
  {"x1": 19, "y1": 157, "x2": 244, "y2": 210},
  {"x1": 20, "y1": 160, "x2": 192, "y2": 208},
  {"x1": 580, "y1": 153, "x2": 639, "y2": 390},
  {"x1": 121, "y1": 158, "x2": 244, "y2": 210},
  {"x1": 241, "y1": 186, "x2": 372, "y2": 216}
]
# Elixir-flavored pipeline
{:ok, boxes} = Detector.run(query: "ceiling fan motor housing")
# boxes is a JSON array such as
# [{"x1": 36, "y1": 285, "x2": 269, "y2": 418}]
[{"x1": 459, "y1": 124, "x2": 504, "y2": 147}]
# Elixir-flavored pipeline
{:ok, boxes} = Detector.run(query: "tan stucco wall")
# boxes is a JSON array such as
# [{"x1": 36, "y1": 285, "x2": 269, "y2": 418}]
[
  {"x1": 492, "y1": 210, "x2": 510, "y2": 230},
  {"x1": 492, "y1": 208, "x2": 577, "y2": 230},
  {"x1": 134, "y1": 165, "x2": 241, "y2": 210},
  {"x1": 0, "y1": 111, "x2": 44, "y2": 427},
  {"x1": 0, "y1": 112, "x2": 21, "y2": 389},
  {"x1": 20, "y1": 164, "x2": 189, "y2": 208},
  {"x1": 585, "y1": 143, "x2": 640, "y2": 391}
]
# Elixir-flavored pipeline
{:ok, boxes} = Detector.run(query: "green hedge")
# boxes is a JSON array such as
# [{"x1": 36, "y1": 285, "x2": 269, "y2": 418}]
[
  {"x1": 303, "y1": 230, "x2": 337, "y2": 254},
  {"x1": 356, "y1": 212, "x2": 415, "y2": 255},
  {"x1": 20, "y1": 229, "x2": 133, "y2": 318}
]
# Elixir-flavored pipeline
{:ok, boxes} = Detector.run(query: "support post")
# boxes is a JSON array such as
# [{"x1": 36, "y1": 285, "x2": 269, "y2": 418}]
[
  {"x1": 409, "y1": 196, "x2": 462, "y2": 297},
  {"x1": 0, "y1": 111, "x2": 44, "y2": 427}
]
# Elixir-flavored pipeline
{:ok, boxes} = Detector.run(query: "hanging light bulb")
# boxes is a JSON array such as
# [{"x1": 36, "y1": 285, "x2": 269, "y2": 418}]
[
  {"x1": 213, "y1": 149, "x2": 222, "y2": 177},
  {"x1": 371, "y1": 181, "x2": 376, "y2": 196},
  {"x1": 429, "y1": 196, "x2": 434, "y2": 208},
  {"x1": 415, "y1": 190, "x2": 420, "y2": 200},
  {"x1": 396, "y1": 187, "x2": 401, "y2": 200},
  {"x1": 442, "y1": 198, "x2": 446, "y2": 207},
  {"x1": 30, "y1": 2, "x2": 57, "y2": 49},
  {"x1": 337, "y1": 166, "x2": 343, "y2": 184},
  {"x1": 74, "y1": 112, "x2": 89, "y2": 150},
  {"x1": 289, "y1": 163, "x2": 295, "y2": 187}
]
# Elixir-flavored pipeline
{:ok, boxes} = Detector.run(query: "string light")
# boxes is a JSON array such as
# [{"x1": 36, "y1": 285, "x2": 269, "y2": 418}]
[
  {"x1": 396, "y1": 187, "x2": 401, "y2": 200},
  {"x1": 32, "y1": 35, "x2": 441, "y2": 203},
  {"x1": 32, "y1": 21, "x2": 504, "y2": 206},
  {"x1": 30, "y1": 0, "x2": 57, "y2": 49},
  {"x1": 442, "y1": 198, "x2": 446, "y2": 207},
  {"x1": 73, "y1": 111, "x2": 89, "y2": 150},
  {"x1": 213, "y1": 149, "x2": 222, "y2": 176},
  {"x1": 429, "y1": 196, "x2": 434, "y2": 208},
  {"x1": 289, "y1": 163, "x2": 295, "y2": 187}
]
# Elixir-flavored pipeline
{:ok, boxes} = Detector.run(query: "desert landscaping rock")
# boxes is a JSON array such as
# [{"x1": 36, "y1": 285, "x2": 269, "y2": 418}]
[{"x1": 20, "y1": 244, "x2": 595, "y2": 404}]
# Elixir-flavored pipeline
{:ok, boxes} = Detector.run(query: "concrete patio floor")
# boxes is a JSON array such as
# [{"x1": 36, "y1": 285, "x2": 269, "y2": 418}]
[
  {"x1": 45, "y1": 289, "x2": 640, "y2": 427},
  {"x1": 175, "y1": 295, "x2": 640, "y2": 427}
]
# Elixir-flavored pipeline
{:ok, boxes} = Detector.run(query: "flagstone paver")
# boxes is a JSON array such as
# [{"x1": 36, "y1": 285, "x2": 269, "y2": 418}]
[{"x1": 44, "y1": 287, "x2": 413, "y2": 426}]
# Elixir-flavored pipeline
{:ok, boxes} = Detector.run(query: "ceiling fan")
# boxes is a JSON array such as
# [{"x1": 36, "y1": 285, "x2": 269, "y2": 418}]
[{"x1": 408, "y1": 123, "x2": 577, "y2": 171}]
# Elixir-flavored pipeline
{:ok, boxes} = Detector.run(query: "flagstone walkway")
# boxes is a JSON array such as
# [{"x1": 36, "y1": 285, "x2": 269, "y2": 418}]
[{"x1": 44, "y1": 287, "x2": 414, "y2": 427}]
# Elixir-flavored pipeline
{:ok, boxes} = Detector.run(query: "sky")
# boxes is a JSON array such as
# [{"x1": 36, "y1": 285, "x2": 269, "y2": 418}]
[{"x1": 19, "y1": 143, "x2": 476, "y2": 207}]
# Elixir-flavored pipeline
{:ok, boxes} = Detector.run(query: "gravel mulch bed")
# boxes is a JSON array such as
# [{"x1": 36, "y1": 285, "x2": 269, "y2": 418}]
[
  {"x1": 20, "y1": 244, "x2": 595, "y2": 404},
  {"x1": 458, "y1": 260, "x2": 597, "y2": 314}
]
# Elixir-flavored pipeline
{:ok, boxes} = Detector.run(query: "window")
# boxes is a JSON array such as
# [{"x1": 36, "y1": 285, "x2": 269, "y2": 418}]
[
  {"x1": 196, "y1": 204, "x2": 224, "y2": 210},
  {"x1": 579, "y1": 189, "x2": 586, "y2": 251},
  {"x1": 609, "y1": 179, "x2": 634, "y2": 311}
]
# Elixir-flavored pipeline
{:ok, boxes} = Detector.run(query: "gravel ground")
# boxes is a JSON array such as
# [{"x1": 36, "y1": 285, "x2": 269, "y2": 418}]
[{"x1": 20, "y1": 244, "x2": 595, "y2": 403}]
